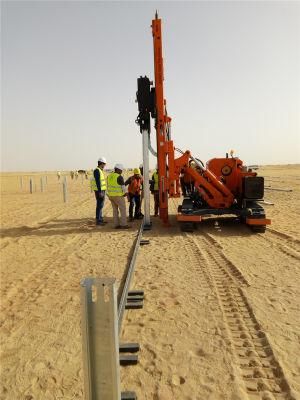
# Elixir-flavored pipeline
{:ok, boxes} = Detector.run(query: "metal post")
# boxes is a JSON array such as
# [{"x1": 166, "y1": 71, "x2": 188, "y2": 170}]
[
  {"x1": 20, "y1": 177, "x2": 23, "y2": 190},
  {"x1": 63, "y1": 177, "x2": 67, "y2": 202},
  {"x1": 29, "y1": 178, "x2": 33, "y2": 194},
  {"x1": 81, "y1": 278, "x2": 121, "y2": 400},
  {"x1": 40, "y1": 177, "x2": 44, "y2": 192},
  {"x1": 142, "y1": 129, "x2": 151, "y2": 227}
]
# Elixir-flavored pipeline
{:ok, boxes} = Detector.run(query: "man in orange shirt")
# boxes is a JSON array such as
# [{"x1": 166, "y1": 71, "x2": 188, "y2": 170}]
[{"x1": 125, "y1": 168, "x2": 143, "y2": 222}]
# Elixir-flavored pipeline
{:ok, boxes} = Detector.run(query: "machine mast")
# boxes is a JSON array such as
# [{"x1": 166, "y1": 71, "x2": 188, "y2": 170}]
[{"x1": 152, "y1": 12, "x2": 172, "y2": 224}]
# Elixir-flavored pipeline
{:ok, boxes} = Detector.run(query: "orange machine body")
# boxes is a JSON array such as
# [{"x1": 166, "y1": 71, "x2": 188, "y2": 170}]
[
  {"x1": 136, "y1": 14, "x2": 270, "y2": 232},
  {"x1": 206, "y1": 157, "x2": 256, "y2": 198}
]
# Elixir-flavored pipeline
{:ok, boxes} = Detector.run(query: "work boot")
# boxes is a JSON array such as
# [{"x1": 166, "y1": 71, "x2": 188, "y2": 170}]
[{"x1": 96, "y1": 221, "x2": 106, "y2": 226}]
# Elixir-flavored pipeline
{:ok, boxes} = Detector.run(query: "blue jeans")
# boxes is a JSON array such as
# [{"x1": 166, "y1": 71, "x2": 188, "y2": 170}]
[
  {"x1": 128, "y1": 193, "x2": 142, "y2": 218},
  {"x1": 95, "y1": 191, "x2": 105, "y2": 221}
]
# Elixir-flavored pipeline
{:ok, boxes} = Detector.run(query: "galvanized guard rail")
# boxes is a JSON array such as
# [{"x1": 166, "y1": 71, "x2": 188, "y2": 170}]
[
  {"x1": 81, "y1": 222, "x2": 145, "y2": 400},
  {"x1": 81, "y1": 277, "x2": 121, "y2": 400},
  {"x1": 118, "y1": 221, "x2": 144, "y2": 333}
]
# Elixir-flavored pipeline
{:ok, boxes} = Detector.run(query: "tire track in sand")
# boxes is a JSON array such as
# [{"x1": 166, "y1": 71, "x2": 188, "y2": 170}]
[
  {"x1": 197, "y1": 231, "x2": 250, "y2": 286},
  {"x1": 263, "y1": 229, "x2": 300, "y2": 261},
  {"x1": 185, "y1": 234, "x2": 294, "y2": 400}
]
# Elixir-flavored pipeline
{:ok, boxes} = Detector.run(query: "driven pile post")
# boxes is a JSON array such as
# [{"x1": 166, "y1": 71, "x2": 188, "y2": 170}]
[{"x1": 142, "y1": 130, "x2": 151, "y2": 227}]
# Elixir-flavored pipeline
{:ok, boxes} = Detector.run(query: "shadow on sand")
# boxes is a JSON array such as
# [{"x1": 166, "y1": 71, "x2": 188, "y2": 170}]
[{"x1": 0, "y1": 217, "x2": 142, "y2": 238}]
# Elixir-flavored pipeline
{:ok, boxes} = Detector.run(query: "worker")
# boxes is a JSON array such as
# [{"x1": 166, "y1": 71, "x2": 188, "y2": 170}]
[
  {"x1": 150, "y1": 166, "x2": 159, "y2": 216},
  {"x1": 180, "y1": 169, "x2": 187, "y2": 197},
  {"x1": 125, "y1": 168, "x2": 144, "y2": 221},
  {"x1": 139, "y1": 163, "x2": 144, "y2": 177},
  {"x1": 91, "y1": 157, "x2": 107, "y2": 226},
  {"x1": 181, "y1": 160, "x2": 196, "y2": 196},
  {"x1": 107, "y1": 164, "x2": 129, "y2": 229}
]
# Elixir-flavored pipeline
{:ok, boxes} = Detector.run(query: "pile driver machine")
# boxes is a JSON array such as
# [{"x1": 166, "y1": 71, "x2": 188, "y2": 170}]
[{"x1": 136, "y1": 12, "x2": 271, "y2": 233}]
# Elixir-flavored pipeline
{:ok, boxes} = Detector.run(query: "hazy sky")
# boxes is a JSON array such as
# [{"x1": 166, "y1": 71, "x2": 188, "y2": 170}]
[{"x1": 1, "y1": 0, "x2": 300, "y2": 171}]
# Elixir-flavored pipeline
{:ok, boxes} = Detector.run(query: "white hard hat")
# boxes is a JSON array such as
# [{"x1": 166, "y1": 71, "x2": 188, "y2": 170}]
[
  {"x1": 98, "y1": 157, "x2": 107, "y2": 164},
  {"x1": 115, "y1": 163, "x2": 124, "y2": 171},
  {"x1": 139, "y1": 164, "x2": 143, "y2": 168}
]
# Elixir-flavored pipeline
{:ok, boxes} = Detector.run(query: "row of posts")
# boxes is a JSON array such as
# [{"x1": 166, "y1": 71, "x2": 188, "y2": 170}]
[
  {"x1": 20, "y1": 175, "x2": 69, "y2": 202},
  {"x1": 20, "y1": 176, "x2": 48, "y2": 194}
]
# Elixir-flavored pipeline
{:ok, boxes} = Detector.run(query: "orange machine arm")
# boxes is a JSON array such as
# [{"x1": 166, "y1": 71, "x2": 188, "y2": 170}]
[
  {"x1": 184, "y1": 167, "x2": 234, "y2": 208},
  {"x1": 172, "y1": 150, "x2": 234, "y2": 208}
]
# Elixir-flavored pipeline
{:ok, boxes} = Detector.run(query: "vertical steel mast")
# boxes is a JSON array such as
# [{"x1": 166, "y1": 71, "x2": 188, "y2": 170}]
[
  {"x1": 136, "y1": 12, "x2": 177, "y2": 226},
  {"x1": 151, "y1": 12, "x2": 171, "y2": 224}
]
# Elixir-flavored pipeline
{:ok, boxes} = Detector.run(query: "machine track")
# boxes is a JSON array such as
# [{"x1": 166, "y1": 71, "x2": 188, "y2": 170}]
[
  {"x1": 199, "y1": 232, "x2": 250, "y2": 286},
  {"x1": 266, "y1": 229, "x2": 300, "y2": 255},
  {"x1": 185, "y1": 234, "x2": 294, "y2": 400},
  {"x1": 259, "y1": 232, "x2": 300, "y2": 261},
  {"x1": 267, "y1": 228, "x2": 300, "y2": 243}
]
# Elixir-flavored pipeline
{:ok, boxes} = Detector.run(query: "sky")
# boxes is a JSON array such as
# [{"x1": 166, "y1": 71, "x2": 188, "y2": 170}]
[{"x1": 1, "y1": 0, "x2": 300, "y2": 171}]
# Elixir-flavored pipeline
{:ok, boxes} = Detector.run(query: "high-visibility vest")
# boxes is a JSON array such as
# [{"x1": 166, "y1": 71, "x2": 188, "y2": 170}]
[
  {"x1": 153, "y1": 171, "x2": 159, "y2": 191},
  {"x1": 90, "y1": 167, "x2": 107, "y2": 191},
  {"x1": 107, "y1": 172, "x2": 123, "y2": 196}
]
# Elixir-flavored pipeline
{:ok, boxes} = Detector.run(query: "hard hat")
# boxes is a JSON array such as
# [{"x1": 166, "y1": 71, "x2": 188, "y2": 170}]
[
  {"x1": 139, "y1": 164, "x2": 143, "y2": 168},
  {"x1": 115, "y1": 163, "x2": 124, "y2": 171},
  {"x1": 98, "y1": 157, "x2": 106, "y2": 164},
  {"x1": 134, "y1": 168, "x2": 141, "y2": 175}
]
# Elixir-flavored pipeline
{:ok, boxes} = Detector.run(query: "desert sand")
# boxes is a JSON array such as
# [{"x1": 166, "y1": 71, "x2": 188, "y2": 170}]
[{"x1": 0, "y1": 165, "x2": 299, "y2": 400}]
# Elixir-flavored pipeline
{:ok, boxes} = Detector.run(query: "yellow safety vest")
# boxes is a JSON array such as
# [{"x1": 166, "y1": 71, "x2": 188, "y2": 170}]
[
  {"x1": 153, "y1": 171, "x2": 159, "y2": 191},
  {"x1": 107, "y1": 172, "x2": 123, "y2": 196},
  {"x1": 91, "y1": 167, "x2": 107, "y2": 191}
]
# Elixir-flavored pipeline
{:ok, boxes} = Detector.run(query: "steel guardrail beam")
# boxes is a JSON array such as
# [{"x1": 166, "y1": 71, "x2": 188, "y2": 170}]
[{"x1": 117, "y1": 221, "x2": 144, "y2": 334}]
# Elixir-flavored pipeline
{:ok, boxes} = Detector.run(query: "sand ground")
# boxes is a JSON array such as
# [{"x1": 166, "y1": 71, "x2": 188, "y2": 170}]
[{"x1": 0, "y1": 165, "x2": 299, "y2": 400}]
